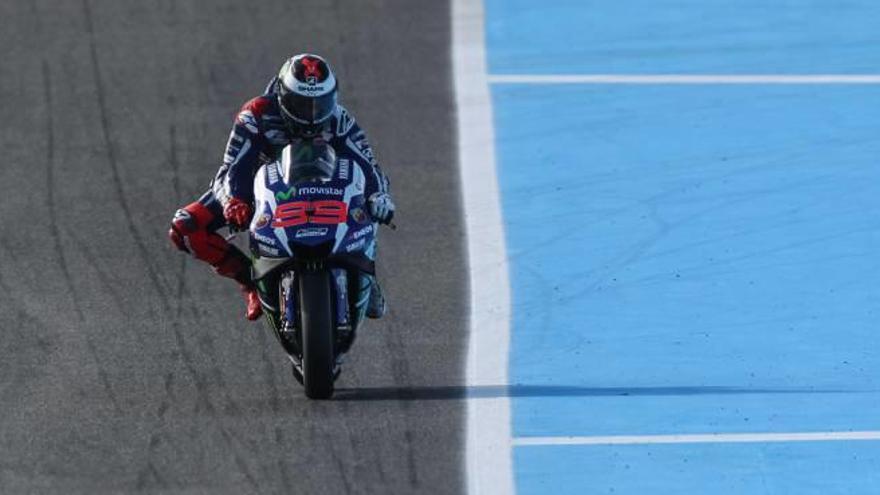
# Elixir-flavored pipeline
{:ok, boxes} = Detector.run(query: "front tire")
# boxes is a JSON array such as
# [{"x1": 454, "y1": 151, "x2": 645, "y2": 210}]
[{"x1": 299, "y1": 270, "x2": 335, "y2": 399}]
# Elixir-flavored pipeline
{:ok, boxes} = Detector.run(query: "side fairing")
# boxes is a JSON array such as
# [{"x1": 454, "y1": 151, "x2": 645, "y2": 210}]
[{"x1": 250, "y1": 162, "x2": 290, "y2": 258}]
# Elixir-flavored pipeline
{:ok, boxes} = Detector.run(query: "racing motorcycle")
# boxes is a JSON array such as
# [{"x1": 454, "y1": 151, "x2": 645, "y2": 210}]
[{"x1": 246, "y1": 141, "x2": 378, "y2": 399}]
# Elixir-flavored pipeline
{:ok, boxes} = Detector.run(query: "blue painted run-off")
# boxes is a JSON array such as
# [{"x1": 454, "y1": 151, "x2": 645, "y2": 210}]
[
  {"x1": 484, "y1": 1, "x2": 880, "y2": 494},
  {"x1": 486, "y1": 0, "x2": 880, "y2": 75}
]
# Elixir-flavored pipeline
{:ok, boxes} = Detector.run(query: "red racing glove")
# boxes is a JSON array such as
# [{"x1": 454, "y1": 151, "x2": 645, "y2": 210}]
[{"x1": 223, "y1": 197, "x2": 253, "y2": 229}]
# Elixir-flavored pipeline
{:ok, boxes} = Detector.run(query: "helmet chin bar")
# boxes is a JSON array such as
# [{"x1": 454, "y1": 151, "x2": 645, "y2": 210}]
[
  {"x1": 278, "y1": 102, "x2": 327, "y2": 137},
  {"x1": 289, "y1": 119, "x2": 326, "y2": 138}
]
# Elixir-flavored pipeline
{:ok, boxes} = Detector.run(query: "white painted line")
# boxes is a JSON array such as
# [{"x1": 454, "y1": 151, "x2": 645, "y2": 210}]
[
  {"x1": 453, "y1": 0, "x2": 515, "y2": 494},
  {"x1": 489, "y1": 74, "x2": 880, "y2": 84},
  {"x1": 514, "y1": 431, "x2": 880, "y2": 447}
]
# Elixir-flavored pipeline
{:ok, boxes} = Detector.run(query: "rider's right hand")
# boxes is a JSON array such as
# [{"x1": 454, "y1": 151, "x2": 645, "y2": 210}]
[{"x1": 223, "y1": 197, "x2": 253, "y2": 228}]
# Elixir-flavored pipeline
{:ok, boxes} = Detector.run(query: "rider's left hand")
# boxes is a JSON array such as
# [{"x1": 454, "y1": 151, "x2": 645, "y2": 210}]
[{"x1": 368, "y1": 192, "x2": 395, "y2": 224}]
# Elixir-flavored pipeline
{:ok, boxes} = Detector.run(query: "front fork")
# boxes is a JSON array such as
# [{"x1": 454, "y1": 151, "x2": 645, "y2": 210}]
[{"x1": 269, "y1": 268, "x2": 373, "y2": 357}]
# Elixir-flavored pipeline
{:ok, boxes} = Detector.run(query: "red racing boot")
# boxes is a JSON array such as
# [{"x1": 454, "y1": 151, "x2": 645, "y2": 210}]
[{"x1": 242, "y1": 286, "x2": 263, "y2": 321}]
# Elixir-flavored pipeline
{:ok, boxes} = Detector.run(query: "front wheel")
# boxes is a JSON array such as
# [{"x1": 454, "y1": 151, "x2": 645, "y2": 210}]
[{"x1": 298, "y1": 270, "x2": 335, "y2": 399}]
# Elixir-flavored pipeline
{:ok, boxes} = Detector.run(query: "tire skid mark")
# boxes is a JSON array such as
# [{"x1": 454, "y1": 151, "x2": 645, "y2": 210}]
[
  {"x1": 168, "y1": 123, "x2": 191, "y2": 307},
  {"x1": 39, "y1": 59, "x2": 120, "y2": 416},
  {"x1": 0, "y1": 271, "x2": 50, "y2": 355},
  {"x1": 82, "y1": 329, "x2": 124, "y2": 415},
  {"x1": 62, "y1": 223, "x2": 149, "y2": 369},
  {"x1": 218, "y1": 428, "x2": 260, "y2": 491},
  {"x1": 170, "y1": 306, "x2": 216, "y2": 416},
  {"x1": 42, "y1": 60, "x2": 86, "y2": 324},
  {"x1": 81, "y1": 0, "x2": 172, "y2": 313},
  {"x1": 382, "y1": 318, "x2": 421, "y2": 488},
  {"x1": 372, "y1": 437, "x2": 389, "y2": 485},
  {"x1": 325, "y1": 432, "x2": 354, "y2": 495},
  {"x1": 192, "y1": 314, "x2": 245, "y2": 418},
  {"x1": 167, "y1": 127, "x2": 206, "y2": 322},
  {"x1": 134, "y1": 461, "x2": 168, "y2": 492},
  {"x1": 333, "y1": 400, "x2": 368, "y2": 488},
  {"x1": 61, "y1": 226, "x2": 131, "y2": 322},
  {"x1": 0, "y1": 253, "x2": 61, "y2": 364},
  {"x1": 208, "y1": 363, "x2": 243, "y2": 418},
  {"x1": 255, "y1": 327, "x2": 292, "y2": 490},
  {"x1": 158, "y1": 371, "x2": 174, "y2": 419},
  {"x1": 159, "y1": 119, "x2": 222, "y2": 418},
  {"x1": 256, "y1": 328, "x2": 282, "y2": 414},
  {"x1": 167, "y1": 267, "x2": 216, "y2": 416},
  {"x1": 404, "y1": 428, "x2": 420, "y2": 488},
  {"x1": 133, "y1": 369, "x2": 175, "y2": 491},
  {"x1": 0, "y1": 237, "x2": 19, "y2": 265},
  {"x1": 274, "y1": 426, "x2": 295, "y2": 492}
]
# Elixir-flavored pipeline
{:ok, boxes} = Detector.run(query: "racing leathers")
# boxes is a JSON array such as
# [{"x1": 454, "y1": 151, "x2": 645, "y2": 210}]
[{"x1": 169, "y1": 82, "x2": 391, "y2": 320}]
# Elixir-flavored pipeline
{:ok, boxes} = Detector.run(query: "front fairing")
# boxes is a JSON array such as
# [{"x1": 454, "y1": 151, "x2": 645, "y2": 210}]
[{"x1": 249, "y1": 153, "x2": 376, "y2": 263}]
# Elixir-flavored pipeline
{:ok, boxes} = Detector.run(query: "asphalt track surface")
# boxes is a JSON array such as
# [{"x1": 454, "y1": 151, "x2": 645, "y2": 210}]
[{"x1": 0, "y1": 1, "x2": 467, "y2": 493}]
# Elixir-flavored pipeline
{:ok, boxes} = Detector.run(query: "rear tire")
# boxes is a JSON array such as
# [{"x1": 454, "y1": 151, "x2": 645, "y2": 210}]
[{"x1": 299, "y1": 270, "x2": 335, "y2": 399}]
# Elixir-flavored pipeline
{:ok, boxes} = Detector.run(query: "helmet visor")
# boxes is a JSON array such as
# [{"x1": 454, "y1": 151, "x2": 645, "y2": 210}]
[{"x1": 279, "y1": 90, "x2": 337, "y2": 125}]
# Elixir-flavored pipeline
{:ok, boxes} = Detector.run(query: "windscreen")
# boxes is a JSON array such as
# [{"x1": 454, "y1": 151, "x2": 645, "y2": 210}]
[{"x1": 282, "y1": 139, "x2": 337, "y2": 184}]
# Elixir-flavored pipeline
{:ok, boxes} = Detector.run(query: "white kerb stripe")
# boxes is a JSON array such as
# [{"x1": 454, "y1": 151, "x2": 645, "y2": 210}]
[
  {"x1": 514, "y1": 431, "x2": 880, "y2": 447},
  {"x1": 488, "y1": 74, "x2": 880, "y2": 84},
  {"x1": 453, "y1": 0, "x2": 515, "y2": 494}
]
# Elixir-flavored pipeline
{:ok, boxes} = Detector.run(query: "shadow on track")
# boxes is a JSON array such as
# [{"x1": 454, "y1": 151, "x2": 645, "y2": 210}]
[{"x1": 332, "y1": 385, "x2": 855, "y2": 402}]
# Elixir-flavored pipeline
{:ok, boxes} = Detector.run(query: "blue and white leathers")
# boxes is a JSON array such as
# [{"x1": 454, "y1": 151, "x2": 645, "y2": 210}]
[{"x1": 212, "y1": 80, "x2": 390, "y2": 207}]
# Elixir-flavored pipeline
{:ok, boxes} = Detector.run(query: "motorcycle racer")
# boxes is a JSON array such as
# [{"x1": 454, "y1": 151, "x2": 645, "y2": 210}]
[{"x1": 169, "y1": 53, "x2": 394, "y2": 321}]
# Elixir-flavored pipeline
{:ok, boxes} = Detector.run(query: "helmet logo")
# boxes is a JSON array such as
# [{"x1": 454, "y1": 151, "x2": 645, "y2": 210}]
[
  {"x1": 301, "y1": 57, "x2": 323, "y2": 85},
  {"x1": 294, "y1": 142, "x2": 315, "y2": 162}
]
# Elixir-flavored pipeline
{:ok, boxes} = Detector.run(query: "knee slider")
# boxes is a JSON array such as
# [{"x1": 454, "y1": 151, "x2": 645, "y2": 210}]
[
  {"x1": 168, "y1": 226, "x2": 190, "y2": 254},
  {"x1": 169, "y1": 208, "x2": 198, "y2": 254},
  {"x1": 171, "y1": 208, "x2": 198, "y2": 234}
]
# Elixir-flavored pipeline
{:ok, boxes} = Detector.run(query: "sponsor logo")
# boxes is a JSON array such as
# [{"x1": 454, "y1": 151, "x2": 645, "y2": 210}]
[
  {"x1": 223, "y1": 132, "x2": 250, "y2": 165},
  {"x1": 295, "y1": 227, "x2": 329, "y2": 238},
  {"x1": 254, "y1": 213, "x2": 272, "y2": 229},
  {"x1": 273, "y1": 200, "x2": 348, "y2": 227},
  {"x1": 296, "y1": 84, "x2": 327, "y2": 94},
  {"x1": 336, "y1": 108, "x2": 355, "y2": 135},
  {"x1": 347, "y1": 131, "x2": 376, "y2": 166},
  {"x1": 252, "y1": 231, "x2": 276, "y2": 246},
  {"x1": 259, "y1": 244, "x2": 280, "y2": 257},
  {"x1": 350, "y1": 207, "x2": 369, "y2": 224},
  {"x1": 294, "y1": 142, "x2": 316, "y2": 162},
  {"x1": 338, "y1": 159, "x2": 350, "y2": 180},
  {"x1": 302, "y1": 57, "x2": 323, "y2": 80},
  {"x1": 267, "y1": 165, "x2": 280, "y2": 185},
  {"x1": 275, "y1": 186, "x2": 297, "y2": 201},
  {"x1": 351, "y1": 224, "x2": 373, "y2": 240},
  {"x1": 345, "y1": 238, "x2": 366, "y2": 253},
  {"x1": 297, "y1": 186, "x2": 343, "y2": 196}
]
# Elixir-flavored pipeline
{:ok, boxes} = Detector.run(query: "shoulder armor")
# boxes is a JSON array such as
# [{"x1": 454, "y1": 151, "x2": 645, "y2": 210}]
[{"x1": 242, "y1": 96, "x2": 273, "y2": 117}]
